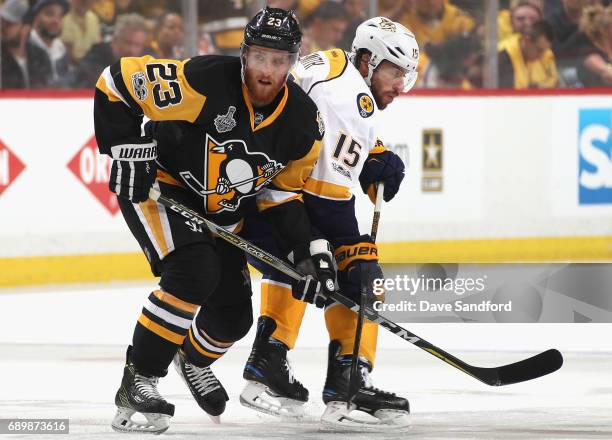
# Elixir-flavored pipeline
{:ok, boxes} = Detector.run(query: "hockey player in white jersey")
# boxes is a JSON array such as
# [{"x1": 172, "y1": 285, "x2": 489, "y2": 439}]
[{"x1": 239, "y1": 17, "x2": 419, "y2": 429}]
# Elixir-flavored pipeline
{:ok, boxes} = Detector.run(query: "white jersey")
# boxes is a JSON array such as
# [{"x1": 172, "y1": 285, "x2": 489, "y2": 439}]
[{"x1": 292, "y1": 49, "x2": 381, "y2": 201}]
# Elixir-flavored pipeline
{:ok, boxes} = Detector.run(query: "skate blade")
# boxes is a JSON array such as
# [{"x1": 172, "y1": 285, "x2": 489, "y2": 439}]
[
  {"x1": 320, "y1": 401, "x2": 411, "y2": 432},
  {"x1": 208, "y1": 414, "x2": 221, "y2": 424},
  {"x1": 111, "y1": 406, "x2": 171, "y2": 434},
  {"x1": 240, "y1": 381, "x2": 306, "y2": 419}
]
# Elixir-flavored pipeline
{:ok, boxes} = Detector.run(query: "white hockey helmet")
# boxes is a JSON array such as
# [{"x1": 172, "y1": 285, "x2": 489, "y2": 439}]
[{"x1": 351, "y1": 17, "x2": 420, "y2": 92}]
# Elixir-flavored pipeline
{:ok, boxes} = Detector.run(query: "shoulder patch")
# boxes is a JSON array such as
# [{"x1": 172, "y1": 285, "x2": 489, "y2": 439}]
[
  {"x1": 356, "y1": 93, "x2": 374, "y2": 118},
  {"x1": 131, "y1": 71, "x2": 147, "y2": 101}
]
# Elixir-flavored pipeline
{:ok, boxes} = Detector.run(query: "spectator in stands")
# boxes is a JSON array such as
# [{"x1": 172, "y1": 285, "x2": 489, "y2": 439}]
[
  {"x1": 498, "y1": 0, "x2": 544, "y2": 46},
  {"x1": 60, "y1": 0, "x2": 101, "y2": 63},
  {"x1": 561, "y1": 4, "x2": 612, "y2": 86},
  {"x1": 301, "y1": 1, "x2": 349, "y2": 55},
  {"x1": 198, "y1": 0, "x2": 256, "y2": 56},
  {"x1": 498, "y1": 19, "x2": 559, "y2": 88},
  {"x1": 398, "y1": 0, "x2": 475, "y2": 80},
  {"x1": 337, "y1": 0, "x2": 367, "y2": 51},
  {"x1": 377, "y1": 0, "x2": 413, "y2": 22},
  {"x1": 398, "y1": 0, "x2": 475, "y2": 48},
  {"x1": 74, "y1": 13, "x2": 147, "y2": 87},
  {"x1": 1, "y1": 0, "x2": 52, "y2": 89},
  {"x1": 547, "y1": 0, "x2": 602, "y2": 54},
  {"x1": 28, "y1": 0, "x2": 72, "y2": 87},
  {"x1": 146, "y1": 12, "x2": 184, "y2": 59},
  {"x1": 422, "y1": 31, "x2": 483, "y2": 88}
]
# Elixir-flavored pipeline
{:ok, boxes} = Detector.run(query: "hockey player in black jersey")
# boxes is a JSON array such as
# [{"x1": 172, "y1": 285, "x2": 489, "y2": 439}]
[{"x1": 94, "y1": 7, "x2": 336, "y2": 434}]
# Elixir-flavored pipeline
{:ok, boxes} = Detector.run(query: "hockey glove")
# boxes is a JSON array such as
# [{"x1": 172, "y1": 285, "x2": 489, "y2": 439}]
[
  {"x1": 109, "y1": 137, "x2": 158, "y2": 203},
  {"x1": 334, "y1": 235, "x2": 383, "y2": 304},
  {"x1": 359, "y1": 146, "x2": 405, "y2": 203},
  {"x1": 291, "y1": 239, "x2": 337, "y2": 308}
]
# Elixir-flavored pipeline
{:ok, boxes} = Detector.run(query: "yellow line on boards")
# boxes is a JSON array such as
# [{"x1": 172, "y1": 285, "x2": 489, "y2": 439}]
[{"x1": 1, "y1": 236, "x2": 610, "y2": 287}]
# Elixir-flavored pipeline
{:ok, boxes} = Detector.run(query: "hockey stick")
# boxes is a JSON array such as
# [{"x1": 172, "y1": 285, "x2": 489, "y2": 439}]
[
  {"x1": 348, "y1": 182, "x2": 385, "y2": 405},
  {"x1": 149, "y1": 188, "x2": 563, "y2": 386}
]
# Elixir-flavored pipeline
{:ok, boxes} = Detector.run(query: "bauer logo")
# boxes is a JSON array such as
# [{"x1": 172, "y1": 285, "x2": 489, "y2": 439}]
[
  {"x1": 67, "y1": 136, "x2": 119, "y2": 215},
  {"x1": 578, "y1": 109, "x2": 612, "y2": 205},
  {"x1": 0, "y1": 137, "x2": 25, "y2": 199}
]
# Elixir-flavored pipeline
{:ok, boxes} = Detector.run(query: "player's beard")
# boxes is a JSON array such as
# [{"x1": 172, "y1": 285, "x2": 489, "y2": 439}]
[
  {"x1": 371, "y1": 81, "x2": 399, "y2": 111},
  {"x1": 244, "y1": 67, "x2": 285, "y2": 107}
]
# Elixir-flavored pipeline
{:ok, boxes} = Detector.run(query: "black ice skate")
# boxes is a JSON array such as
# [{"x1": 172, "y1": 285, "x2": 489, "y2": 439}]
[
  {"x1": 321, "y1": 340, "x2": 410, "y2": 430},
  {"x1": 111, "y1": 346, "x2": 175, "y2": 434},
  {"x1": 173, "y1": 349, "x2": 228, "y2": 423},
  {"x1": 240, "y1": 316, "x2": 309, "y2": 418}
]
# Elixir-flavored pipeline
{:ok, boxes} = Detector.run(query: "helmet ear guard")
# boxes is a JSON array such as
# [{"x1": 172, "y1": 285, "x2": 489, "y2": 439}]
[{"x1": 351, "y1": 17, "x2": 420, "y2": 93}]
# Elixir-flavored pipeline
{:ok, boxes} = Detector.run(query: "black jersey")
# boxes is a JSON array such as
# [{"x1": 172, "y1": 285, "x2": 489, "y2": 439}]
[{"x1": 94, "y1": 54, "x2": 324, "y2": 254}]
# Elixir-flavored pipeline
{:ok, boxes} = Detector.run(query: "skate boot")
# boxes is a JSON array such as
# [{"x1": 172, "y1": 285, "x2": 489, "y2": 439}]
[
  {"x1": 240, "y1": 316, "x2": 309, "y2": 418},
  {"x1": 173, "y1": 349, "x2": 229, "y2": 423},
  {"x1": 111, "y1": 346, "x2": 175, "y2": 434},
  {"x1": 321, "y1": 340, "x2": 410, "y2": 430}
]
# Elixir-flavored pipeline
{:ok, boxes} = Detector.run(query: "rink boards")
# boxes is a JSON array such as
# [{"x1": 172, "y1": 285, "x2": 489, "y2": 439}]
[{"x1": 0, "y1": 91, "x2": 611, "y2": 286}]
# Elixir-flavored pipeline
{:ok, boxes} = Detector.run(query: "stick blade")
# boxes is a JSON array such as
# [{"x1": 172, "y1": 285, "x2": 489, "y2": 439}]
[{"x1": 479, "y1": 349, "x2": 564, "y2": 386}]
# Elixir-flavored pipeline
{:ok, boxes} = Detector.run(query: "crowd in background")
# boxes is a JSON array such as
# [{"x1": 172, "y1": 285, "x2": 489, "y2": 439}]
[{"x1": 0, "y1": 0, "x2": 610, "y2": 89}]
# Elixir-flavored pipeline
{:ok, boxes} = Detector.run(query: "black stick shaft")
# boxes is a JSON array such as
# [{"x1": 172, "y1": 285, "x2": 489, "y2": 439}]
[{"x1": 148, "y1": 188, "x2": 563, "y2": 386}]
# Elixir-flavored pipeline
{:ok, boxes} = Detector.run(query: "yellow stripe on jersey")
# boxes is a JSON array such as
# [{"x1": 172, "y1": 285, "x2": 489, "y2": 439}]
[
  {"x1": 241, "y1": 83, "x2": 289, "y2": 132},
  {"x1": 119, "y1": 56, "x2": 206, "y2": 122},
  {"x1": 156, "y1": 170, "x2": 183, "y2": 186},
  {"x1": 322, "y1": 49, "x2": 348, "y2": 81},
  {"x1": 153, "y1": 290, "x2": 200, "y2": 314},
  {"x1": 272, "y1": 139, "x2": 321, "y2": 192},
  {"x1": 95, "y1": 74, "x2": 121, "y2": 102},
  {"x1": 137, "y1": 198, "x2": 172, "y2": 257},
  {"x1": 138, "y1": 314, "x2": 186, "y2": 345},
  {"x1": 256, "y1": 193, "x2": 302, "y2": 211},
  {"x1": 303, "y1": 176, "x2": 351, "y2": 200}
]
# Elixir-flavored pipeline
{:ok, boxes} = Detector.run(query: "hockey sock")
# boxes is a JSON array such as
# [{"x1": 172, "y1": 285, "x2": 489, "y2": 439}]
[
  {"x1": 325, "y1": 302, "x2": 379, "y2": 367},
  {"x1": 182, "y1": 322, "x2": 234, "y2": 367},
  {"x1": 260, "y1": 278, "x2": 306, "y2": 349},
  {"x1": 132, "y1": 290, "x2": 198, "y2": 377}
]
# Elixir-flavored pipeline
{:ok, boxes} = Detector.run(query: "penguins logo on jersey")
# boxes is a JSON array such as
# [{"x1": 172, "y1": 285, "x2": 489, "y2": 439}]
[
  {"x1": 357, "y1": 93, "x2": 374, "y2": 118},
  {"x1": 180, "y1": 134, "x2": 283, "y2": 213}
]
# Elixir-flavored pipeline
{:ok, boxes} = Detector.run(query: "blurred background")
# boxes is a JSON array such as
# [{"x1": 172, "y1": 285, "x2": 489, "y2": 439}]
[
  {"x1": 1, "y1": 0, "x2": 612, "y2": 90},
  {"x1": 0, "y1": 0, "x2": 611, "y2": 287}
]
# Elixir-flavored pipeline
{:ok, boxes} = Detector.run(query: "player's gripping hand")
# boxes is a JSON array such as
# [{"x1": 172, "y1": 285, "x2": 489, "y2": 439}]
[
  {"x1": 334, "y1": 235, "x2": 383, "y2": 304},
  {"x1": 359, "y1": 148, "x2": 405, "y2": 202},
  {"x1": 292, "y1": 239, "x2": 336, "y2": 308},
  {"x1": 109, "y1": 137, "x2": 158, "y2": 203}
]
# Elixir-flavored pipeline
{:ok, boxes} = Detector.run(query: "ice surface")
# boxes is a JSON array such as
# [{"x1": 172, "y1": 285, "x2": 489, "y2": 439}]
[{"x1": 0, "y1": 281, "x2": 611, "y2": 439}]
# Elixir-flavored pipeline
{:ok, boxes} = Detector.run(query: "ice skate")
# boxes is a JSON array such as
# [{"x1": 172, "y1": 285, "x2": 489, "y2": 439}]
[
  {"x1": 173, "y1": 349, "x2": 228, "y2": 423},
  {"x1": 111, "y1": 346, "x2": 174, "y2": 434},
  {"x1": 321, "y1": 341, "x2": 410, "y2": 430},
  {"x1": 240, "y1": 316, "x2": 309, "y2": 419}
]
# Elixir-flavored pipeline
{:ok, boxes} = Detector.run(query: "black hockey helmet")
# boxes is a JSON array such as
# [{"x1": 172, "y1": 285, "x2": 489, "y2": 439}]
[{"x1": 243, "y1": 7, "x2": 302, "y2": 54}]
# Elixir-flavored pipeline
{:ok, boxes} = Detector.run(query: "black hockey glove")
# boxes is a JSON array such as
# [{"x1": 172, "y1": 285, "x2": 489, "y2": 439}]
[
  {"x1": 109, "y1": 137, "x2": 157, "y2": 203},
  {"x1": 334, "y1": 235, "x2": 383, "y2": 304},
  {"x1": 291, "y1": 239, "x2": 336, "y2": 308},
  {"x1": 359, "y1": 146, "x2": 405, "y2": 203}
]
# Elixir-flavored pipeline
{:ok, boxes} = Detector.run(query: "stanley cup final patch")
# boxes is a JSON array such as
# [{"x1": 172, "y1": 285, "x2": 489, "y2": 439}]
[{"x1": 215, "y1": 106, "x2": 237, "y2": 133}]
